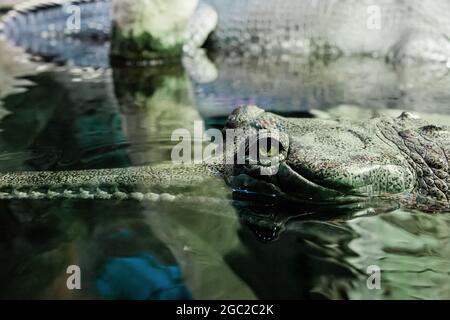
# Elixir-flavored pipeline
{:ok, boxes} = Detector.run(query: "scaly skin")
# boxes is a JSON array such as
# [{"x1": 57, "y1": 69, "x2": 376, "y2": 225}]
[
  {"x1": 0, "y1": 106, "x2": 448, "y2": 210},
  {"x1": 224, "y1": 106, "x2": 449, "y2": 210},
  {"x1": 0, "y1": 163, "x2": 223, "y2": 200}
]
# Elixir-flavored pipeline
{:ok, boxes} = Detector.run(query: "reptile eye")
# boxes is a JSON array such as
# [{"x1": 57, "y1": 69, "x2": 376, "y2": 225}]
[
  {"x1": 258, "y1": 138, "x2": 281, "y2": 158},
  {"x1": 244, "y1": 132, "x2": 287, "y2": 166}
]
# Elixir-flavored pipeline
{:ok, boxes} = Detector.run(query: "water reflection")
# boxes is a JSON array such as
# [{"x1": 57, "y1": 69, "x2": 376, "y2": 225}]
[
  {"x1": 191, "y1": 54, "x2": 450, "y2": 118},
  {"x1": 113, "y1": 65, "x2": 202, "y2": 165}
]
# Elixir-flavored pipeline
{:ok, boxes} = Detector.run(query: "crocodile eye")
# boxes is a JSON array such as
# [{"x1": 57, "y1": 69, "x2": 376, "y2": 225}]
[
  {"x1": 244, "y1": 132, "x2": 287, "y2": 166},
  {"x1": 259, "y1": 138, "x2": 281, "y2": 158}
]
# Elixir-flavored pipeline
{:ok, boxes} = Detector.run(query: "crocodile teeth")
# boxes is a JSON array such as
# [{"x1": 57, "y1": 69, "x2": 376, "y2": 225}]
[
  {"x1": 29, "y1": 191, "x2": 46, "y2": 199},
  {"x1": 12, "y1": 190, "x2": 29, "y2": 199},
  {"x1": 130, "y1": 192, "x2": 144, "y2": 201},
  {"x1": 144, "y1": 193, "x2": 160, "y2": 202},
  {"x1": 160, "y1": 193, "x2": 176, "y2": 202},
  {"x1": 113, "y1": 190, "x2": 128, "y2": 200},
  {"x1": 47, "y1": 190, "x2": 61, "y2": 199},
  {"x1": 0, "y1": 192, "x2": 12, "y2": 199},
  {"x1": 95, "y1": 188, "x2": 112, "y2": 199},
  {"x1": 79, "y1": 188, "x2": 94, "y2": 199},
  {"x1": 63, "y1": 190, "x2": 76, "y2": 199}
]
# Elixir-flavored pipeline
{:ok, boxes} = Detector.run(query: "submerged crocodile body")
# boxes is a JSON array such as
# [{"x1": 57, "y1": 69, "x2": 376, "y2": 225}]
[
  {"x1": 0, "y1": 0, "x2": 449, "y2": 67},
  {"x1": 0, "y1": 106, "x2": 448, "y2": 211}
]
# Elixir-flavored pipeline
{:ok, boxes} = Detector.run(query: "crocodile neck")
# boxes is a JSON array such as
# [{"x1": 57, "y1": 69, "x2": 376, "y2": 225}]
[{"x1": 377, "y1": 117, "x2": 450, "y2": 205}]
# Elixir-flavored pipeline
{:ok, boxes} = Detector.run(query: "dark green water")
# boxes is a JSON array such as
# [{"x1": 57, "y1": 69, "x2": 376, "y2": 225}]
[{"x1": 0, "y1": 60, "x2": 449, "y2": 300}]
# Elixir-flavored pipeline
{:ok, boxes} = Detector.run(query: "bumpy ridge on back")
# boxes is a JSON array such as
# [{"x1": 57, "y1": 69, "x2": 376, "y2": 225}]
[{"x1": 379, "y1": 115, "x2": 450, "y2": 204}]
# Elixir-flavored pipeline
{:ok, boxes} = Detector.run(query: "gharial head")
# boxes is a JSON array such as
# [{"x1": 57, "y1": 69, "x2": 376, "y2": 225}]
[{"x1": 221, "y1": 105, "x2": 450, "y2": 207}]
